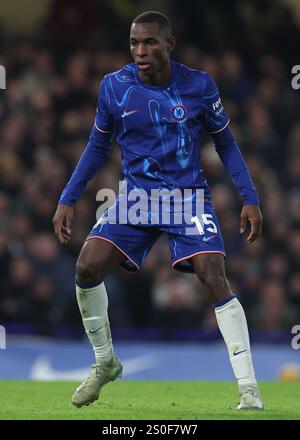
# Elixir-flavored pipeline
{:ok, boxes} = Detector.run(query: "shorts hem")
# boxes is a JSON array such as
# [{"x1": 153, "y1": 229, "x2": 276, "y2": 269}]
[
  {"x1": 172, "y1": 250, "x2": 226, "y2": 272},
  {"x1": 85, "y1": 236, "x2": 140, "y2": 273}
]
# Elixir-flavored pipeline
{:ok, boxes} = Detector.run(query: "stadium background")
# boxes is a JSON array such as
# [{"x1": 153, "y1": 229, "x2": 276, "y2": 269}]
[{"x1": 0, "y1": 0, "x2": 299, "y2": 381}]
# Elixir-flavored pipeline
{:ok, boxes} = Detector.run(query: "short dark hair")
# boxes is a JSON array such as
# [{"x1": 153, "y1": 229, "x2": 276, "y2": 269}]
[{"x1": 132, "y1": 11, "x2": 172, "y2": 35}]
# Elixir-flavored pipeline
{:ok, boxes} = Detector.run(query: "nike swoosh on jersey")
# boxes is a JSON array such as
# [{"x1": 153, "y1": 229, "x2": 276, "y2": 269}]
[{"x1": 121, "y1": 109, "x2": 140, "y2": 118}]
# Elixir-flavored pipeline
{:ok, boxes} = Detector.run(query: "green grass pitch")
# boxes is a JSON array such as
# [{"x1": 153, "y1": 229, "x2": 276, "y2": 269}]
[{"x1": 0, "y1": 381, "x2": 299, "y2": 420}]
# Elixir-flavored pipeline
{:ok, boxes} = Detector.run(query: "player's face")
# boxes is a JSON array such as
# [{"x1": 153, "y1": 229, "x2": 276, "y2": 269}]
[{"x1": 130, "y1": 22, "x2": 175, "y2": 77}]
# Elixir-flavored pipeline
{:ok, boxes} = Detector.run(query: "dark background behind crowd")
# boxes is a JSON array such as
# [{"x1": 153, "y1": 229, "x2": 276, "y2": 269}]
[{"x1": 0, "y1": 0, "x2": 299, "y2": 338}]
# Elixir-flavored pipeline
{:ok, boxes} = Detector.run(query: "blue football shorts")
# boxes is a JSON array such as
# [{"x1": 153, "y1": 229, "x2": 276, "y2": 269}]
[{"x1": 86, "y1": 201, "x2": 225, "y2": 273}]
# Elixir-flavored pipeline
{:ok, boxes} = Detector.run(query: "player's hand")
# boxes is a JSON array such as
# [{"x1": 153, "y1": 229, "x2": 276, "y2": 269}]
[
  {"x1": 52, "y1": 204, "x2": 74, "y2": 245},
  {"x1": 240, "y1": 205, "x2": 263, "y2": 244}
]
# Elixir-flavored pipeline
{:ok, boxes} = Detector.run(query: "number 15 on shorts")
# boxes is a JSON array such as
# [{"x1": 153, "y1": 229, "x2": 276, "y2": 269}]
[{"x1": 189, "y1": 214, "x2": 218, "y2": 236}]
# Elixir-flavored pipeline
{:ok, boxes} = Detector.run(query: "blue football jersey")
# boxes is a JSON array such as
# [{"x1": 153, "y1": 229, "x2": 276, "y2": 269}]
[{"x1": 95, "y1": 60, "x2": 229, "y2": 196}]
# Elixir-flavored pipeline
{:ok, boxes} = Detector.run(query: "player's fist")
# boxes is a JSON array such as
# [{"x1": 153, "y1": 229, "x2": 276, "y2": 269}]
[{"x1": 52, "y1": 204, "x2": 74, "y2": 245}]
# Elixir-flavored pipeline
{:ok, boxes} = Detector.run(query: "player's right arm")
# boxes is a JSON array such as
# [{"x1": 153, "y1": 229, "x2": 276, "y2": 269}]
[
  {"x1": 52, "y1": 75, "x2": 113, "y2": 244},
  {"x1": 52, "y1": 203, "x2": 74, "y2": 245}
]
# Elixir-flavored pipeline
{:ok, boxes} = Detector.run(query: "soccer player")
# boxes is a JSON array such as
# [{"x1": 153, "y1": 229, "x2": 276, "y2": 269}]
[{"x1": 53, "y1": 11, "x2": 264, "y2": 410}]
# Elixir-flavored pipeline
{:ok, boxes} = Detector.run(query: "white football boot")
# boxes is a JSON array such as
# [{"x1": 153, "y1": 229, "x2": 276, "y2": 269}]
[
  {"x1": 236, "y1": 384, "x2": 264, "y2": 410},
  {"x1": 71, "y1": 355, "x2": 123, "y2": 407}
]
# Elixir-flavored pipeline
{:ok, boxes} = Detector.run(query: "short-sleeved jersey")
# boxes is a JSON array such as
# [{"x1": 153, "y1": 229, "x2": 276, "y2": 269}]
[{"x1": 95, "y1": 61, "x2": 229, "y2": 198}]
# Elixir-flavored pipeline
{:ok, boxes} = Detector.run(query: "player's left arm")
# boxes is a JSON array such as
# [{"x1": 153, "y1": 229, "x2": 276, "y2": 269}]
[
  {"x1": 201, "y1": 72, "x2": 262, "y2": 243},
  {"x1": 212, "y1": 125, "x2": 263, "y2": 243}
]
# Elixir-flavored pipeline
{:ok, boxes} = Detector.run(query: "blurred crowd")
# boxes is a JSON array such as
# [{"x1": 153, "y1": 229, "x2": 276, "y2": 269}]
[{"x1": 0, "y1": 0, "x2": 299, "y2": 337}]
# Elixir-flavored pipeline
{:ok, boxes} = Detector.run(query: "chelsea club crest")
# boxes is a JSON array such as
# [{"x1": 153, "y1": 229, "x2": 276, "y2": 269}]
[{"x1": 170, "y1": 104, "x2": 187, "y2": 123}]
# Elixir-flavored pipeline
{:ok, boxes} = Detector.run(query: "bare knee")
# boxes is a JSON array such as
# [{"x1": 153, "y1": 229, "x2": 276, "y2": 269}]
[
  {"x1": 197, "y1": 270, "x2": 229, "y2": 292},
  {"x1": 198, "y1": 271, "x2": 231, "y2": 304},
  {"x1": 193, "y1": 254, "x2": 231, "y2": 303},
  {"x1": 75, "y1": 260, "x2": 103, "y2": 285},
  {"x1": 75, "y1": 238, "x2": 125, "y2": 285}
]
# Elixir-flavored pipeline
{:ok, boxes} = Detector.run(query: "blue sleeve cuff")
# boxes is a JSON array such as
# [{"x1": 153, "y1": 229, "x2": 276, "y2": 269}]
[{"x1": 243, "y1": 195, "x2": 260, "y2": 206}]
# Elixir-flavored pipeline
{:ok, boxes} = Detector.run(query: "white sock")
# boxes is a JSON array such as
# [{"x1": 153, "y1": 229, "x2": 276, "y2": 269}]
[
  {"x1": 214, "y1": 296, "x2": 257, "y2": 387},
  {"x1": 76, "y1": 282, "x2": 114, "y2": 365}
]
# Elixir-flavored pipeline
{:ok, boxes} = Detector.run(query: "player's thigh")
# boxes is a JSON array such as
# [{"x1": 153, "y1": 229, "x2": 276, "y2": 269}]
[
  {"x1": 193, "y1": 252, "x2": 227, "y2": 282},
  {"x1": 76, "y1": 238, "x2": 125, "y2": 279}
]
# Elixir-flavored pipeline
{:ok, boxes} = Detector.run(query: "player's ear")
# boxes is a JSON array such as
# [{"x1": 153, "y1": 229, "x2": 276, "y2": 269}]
[{"x1": 167, "y1": 36, "x2": 176, "y2": 53}]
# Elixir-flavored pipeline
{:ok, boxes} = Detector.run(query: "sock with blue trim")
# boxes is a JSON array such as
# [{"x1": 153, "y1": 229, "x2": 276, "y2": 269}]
[
  {"x1": 76, "y1": 281, "x2": 114, "y2": 366},
  {"x1": 214, "y1": 295, "x2": 257, "y2": 387}
]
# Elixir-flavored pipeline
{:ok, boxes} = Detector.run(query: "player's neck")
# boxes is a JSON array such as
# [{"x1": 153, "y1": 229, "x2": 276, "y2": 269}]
[{"x1": 139, "y1": 62, "x2": 172, "y2": 87}]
